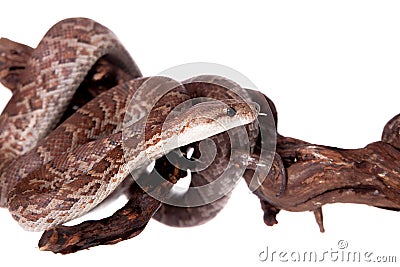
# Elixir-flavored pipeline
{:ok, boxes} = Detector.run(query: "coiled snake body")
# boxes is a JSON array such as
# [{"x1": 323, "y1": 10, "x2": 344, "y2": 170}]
[
  {"x1": 3, "y1": 17, "x2": 400, "y2": 254},
  {"x1": 0, "y1": 18, "x2": 259, "y2": 231}
]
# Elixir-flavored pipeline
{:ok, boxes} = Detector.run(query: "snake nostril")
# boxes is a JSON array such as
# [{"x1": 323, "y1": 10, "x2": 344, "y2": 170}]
[{"x1": 252, "y1": 102, "x2": 260, "y2": 114}]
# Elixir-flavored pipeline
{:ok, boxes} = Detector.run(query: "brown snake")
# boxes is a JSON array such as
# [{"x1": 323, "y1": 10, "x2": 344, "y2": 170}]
[
  {"x1": 0, "y1": 18, "x2": 259, "y2": 231},
  {"x1": 2, "y1": 17, "x2": 400, "y2": 254}
]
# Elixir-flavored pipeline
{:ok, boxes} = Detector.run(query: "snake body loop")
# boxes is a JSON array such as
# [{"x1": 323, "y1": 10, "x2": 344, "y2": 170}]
[
  {"x1": 0, "y1": 18, "x2": 142, "y2": 206},
  {"x1": 2, "y1": 17, "x2": 400, "y2": 254},
  {"x1": 0, "y1": 18, "x2": 259, "y2": 231}
]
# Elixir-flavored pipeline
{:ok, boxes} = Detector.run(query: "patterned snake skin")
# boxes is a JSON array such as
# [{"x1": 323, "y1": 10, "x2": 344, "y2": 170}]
[{"x1": 0, "y1": 18, "x2": 259, "y2": 231}]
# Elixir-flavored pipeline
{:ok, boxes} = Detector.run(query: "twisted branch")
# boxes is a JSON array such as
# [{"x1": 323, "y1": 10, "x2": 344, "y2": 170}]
[
  {"x1": 2, "y1": 37, "x2": 399, "y2": 254},
  {"x1": 243, "y1": 95, "x2": 400, "y2": 232}
]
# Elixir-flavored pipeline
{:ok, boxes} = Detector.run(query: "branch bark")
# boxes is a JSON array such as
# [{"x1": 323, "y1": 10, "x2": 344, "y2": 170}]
[{"x1": 243, "y1": 95, "x2": 400, "y2": 231}]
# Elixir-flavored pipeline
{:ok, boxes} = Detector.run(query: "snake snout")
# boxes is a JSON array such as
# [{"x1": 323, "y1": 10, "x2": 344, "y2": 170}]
[
  {"x1": 243, "y1": 101, "x2": 260, "y2": 122},
  {"x1": 251, "y1": 101, "x2": 260, "y2": 117}
]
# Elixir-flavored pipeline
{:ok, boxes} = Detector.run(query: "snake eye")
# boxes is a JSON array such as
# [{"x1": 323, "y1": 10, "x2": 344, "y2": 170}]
[{"x1": 226, "y1": 107, "x2": 236, "y2": 117}]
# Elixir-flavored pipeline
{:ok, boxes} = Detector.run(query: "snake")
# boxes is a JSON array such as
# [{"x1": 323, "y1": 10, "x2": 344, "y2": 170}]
[{"x1": 0, "y1": 18, "x2": 259, "y2": 232}]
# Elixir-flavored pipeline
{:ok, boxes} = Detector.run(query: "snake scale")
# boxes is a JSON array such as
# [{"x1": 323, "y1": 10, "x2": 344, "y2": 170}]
[
  {"x1": 3, "y1": 17, "x2": 399, "y2": 254},
  {"x1": 0, "y1": 18, "x2": 259, "y2": 232}
]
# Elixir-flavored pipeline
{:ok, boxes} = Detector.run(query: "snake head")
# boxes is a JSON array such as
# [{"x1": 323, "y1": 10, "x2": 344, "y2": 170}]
[{"x1": 161, "y1": 99, "x2": 259, "y2": 147}]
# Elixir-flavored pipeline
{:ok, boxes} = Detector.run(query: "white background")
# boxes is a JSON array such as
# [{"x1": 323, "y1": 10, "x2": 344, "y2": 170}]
[{"x1": 0, "y1": 1, "x2": 399, "y2": 266}]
